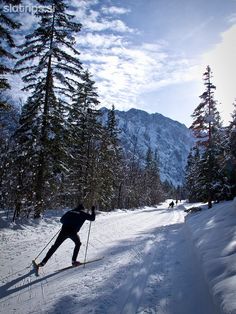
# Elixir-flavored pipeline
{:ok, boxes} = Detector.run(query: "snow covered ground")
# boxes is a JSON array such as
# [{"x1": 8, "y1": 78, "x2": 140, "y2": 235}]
[
  {"x1": 0, "y1": 199, "x2": 235, "y2": 314},
  {"x1": 185, "y1": 198, "x2": 236, "y2": 314}
]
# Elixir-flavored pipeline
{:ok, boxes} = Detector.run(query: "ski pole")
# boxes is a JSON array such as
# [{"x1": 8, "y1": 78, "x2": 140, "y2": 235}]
[
  {"x1": 33, "y1": 228, "x2": 61, "y2": 261},
  {"x1": 83, "y1": 221, "x2": 92, "y2": 267}
]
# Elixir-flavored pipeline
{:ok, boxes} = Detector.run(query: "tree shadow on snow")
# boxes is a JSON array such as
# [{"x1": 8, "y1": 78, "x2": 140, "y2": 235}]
[{"x1": 46, "y1": 295, "x2": 80, "y2": 314}]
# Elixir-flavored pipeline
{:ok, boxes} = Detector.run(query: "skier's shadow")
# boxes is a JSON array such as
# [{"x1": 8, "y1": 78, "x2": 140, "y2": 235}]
[{"x1": 0, "y1": 266, "x2": 62, "y2": 300}]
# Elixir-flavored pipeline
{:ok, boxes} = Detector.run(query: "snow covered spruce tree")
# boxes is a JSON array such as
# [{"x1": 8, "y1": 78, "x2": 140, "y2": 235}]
[
  {"x1": 143, "y1": 147, "x2": 163, "y2": 206},
  {"x1": 185, "y1": 147, "x2": 201, "y2": 202},
  {"x1": 10, "y1": 0, "x2": 83, "y2": 218},
  {"x1": 106, "y1": 105, "x2": 124, "y2": 209},
  {"x1": 0, "y1": 0, "x2": 21, "y2": 109},
  {"x1": 187, "y1": 65, "x2": 229, "y2": 208},
  {"x1": 228, "y1": 102, "x2": 236, "y2": 197},
  {"x1": 96, "y1": 105, "x2": 124, "y2": 210},
  {"x1": 0, "y1": 0, "x2": 21, "y2": 210},
  {"x1": 122, "y1": 131, "x2": 142, "y2": 208},
  {"x1": 66, "y1": 70, "x2": 103, "y2": 208}
]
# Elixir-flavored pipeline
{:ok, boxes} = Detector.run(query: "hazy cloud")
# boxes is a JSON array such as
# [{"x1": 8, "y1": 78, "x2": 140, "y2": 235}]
[
  {"x1": 78, "y1": 32, "x2": 198, "y2": 111},
  {"x1": 201, "y1": 24, "x2": 236, "y2": 124},
  {"x1": 101, "y1": 6, "x2": 131, "y2": 15}
]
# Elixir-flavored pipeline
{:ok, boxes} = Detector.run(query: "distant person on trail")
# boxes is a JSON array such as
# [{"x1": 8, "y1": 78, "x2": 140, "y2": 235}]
[
  {"x1": 169, "y1": 201, "x2": 174, "y2": 209},
  {"x1": 38, "y1": 203, "x2": 95, "y2": 267}
]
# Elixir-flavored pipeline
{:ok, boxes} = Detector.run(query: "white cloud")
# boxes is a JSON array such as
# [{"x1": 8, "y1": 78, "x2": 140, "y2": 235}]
[
  {"x1": 77, "y1": 33, "x2": 123, "y2": 49},
  {"x1": 101, "y1": 6, "x2": 130, "y2": 15},
  {"x1": 227, "y1": 13, "x2": 236, "y2": 24},
  {"x1": 83, "y1": 16, "x2": 134, "y2": 33},
  {"x1": 78, "y1": 35, "x2": 198, "y2": 111},
  {"x1": 201, "y1": 24, "x2": 236, "y2": 124},
  {"x1": 70, "y1": 3, "x2": 134, "y2": 33},
  {"x1": 68, "y1": 0, "x2": 98, "y2": 10}
]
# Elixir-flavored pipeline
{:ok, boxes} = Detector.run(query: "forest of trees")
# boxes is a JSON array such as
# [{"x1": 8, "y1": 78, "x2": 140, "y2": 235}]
[
  {"x1": 185, "y1": 66, "x2": 236, "y2": 208},
  {"x1": 0, "y1": 0, "x2": 167, "y2": 220}
]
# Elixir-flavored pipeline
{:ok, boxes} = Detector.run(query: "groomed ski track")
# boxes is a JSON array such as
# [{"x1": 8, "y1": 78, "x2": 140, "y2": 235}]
[{"x1": 0, "y1": 201, "x2": 216, "y2": 314}]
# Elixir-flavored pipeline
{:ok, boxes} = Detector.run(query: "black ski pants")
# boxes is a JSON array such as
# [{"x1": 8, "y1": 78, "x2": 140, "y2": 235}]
[{"x1": 41, "y1": 226, "x2": 81, "y2": 264}]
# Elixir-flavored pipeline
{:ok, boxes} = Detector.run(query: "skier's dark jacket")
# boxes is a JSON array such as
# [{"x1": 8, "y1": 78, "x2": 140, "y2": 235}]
[{"x1": 60, "y1": 207, "x2": 95, "y2": 233}]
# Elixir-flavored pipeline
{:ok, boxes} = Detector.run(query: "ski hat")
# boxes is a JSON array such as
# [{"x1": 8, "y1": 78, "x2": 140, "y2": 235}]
[{"x1": 75, "y1": 203, "x2": 84, "y2": 211}]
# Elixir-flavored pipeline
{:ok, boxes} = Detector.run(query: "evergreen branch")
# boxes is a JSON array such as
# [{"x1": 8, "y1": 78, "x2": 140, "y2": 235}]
[
  {"x1": 17, "y1": 38, "x2": 46, "y2": 48},
  {"x1": 53, "y1": 34, "x2": 80, "y2": 55},
  {"x1": 53, "y1": 48, "x2": 82, "y2": 66},
  {"x1": 54, "y1": 65, "x2": 81, "y2": 77},
  {"x1": 0, "y1": 12, "x2": 21, "y2": 29},
  {"x1": 22, "y1": 83, "x2": 38, "y2": 91},
  {"x1": 14, "y1": 65, "x2": 37, "y2": 74},
  {"x1": 54, "y1": 86, "x2": 73, "y2": 98},
  {"x1": 15, "y1": 53, "x2": 39, "y2": 68},
  {"x1": 0, "y1": 24, "x2": 15, "y2": 46},
  {"x1": 63, "y1": 76, "x2": 82, "y2": 86},
  {"x1": 19, "y1": 42, "x2": 48, "y2": 55},
  {"x1": 0, "y1": 46, "x2": 15, "y2": 59},
  {"x1": 0, "y1": 64, "x2": 13, "y2": 74},
  {"x1": 0, "y1": 78, "x2": 10, "y2": 90},
  {"x1": 53, "y1": 75, "x2": 75, "y2": 92}
]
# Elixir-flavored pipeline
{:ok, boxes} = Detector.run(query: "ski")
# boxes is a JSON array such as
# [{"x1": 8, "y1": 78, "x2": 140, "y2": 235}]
[
  {"x1": 56, "y1": 256, "x2": 104, "y2": 273},
  {"x1": 32, "y1": 260, "x2": 40, "y2": 277},
  {"x1": 32, "y1": 257, "x2": 104, "y2": 276}
]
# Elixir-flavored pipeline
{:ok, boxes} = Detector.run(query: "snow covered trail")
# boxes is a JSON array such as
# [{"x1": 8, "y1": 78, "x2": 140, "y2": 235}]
[{"x1": 0, "y1": 202, "x2": 216, "y2": 314}]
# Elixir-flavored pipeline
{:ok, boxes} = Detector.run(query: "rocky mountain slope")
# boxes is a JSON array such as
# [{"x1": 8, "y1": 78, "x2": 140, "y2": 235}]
[{"x1": 102, "y1": 108, "x2": 194, "y2": 186}]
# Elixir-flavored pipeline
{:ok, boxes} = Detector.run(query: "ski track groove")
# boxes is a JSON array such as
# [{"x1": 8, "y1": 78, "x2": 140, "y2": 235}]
[{"x1": 112, "y1": 209, "x2": 188, "y2": 314}]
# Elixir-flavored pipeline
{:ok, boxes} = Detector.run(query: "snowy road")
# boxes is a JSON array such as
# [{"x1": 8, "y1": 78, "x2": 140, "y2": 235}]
[{"x1": 0, "y1": 202, "x2": 216, "y2": 314}]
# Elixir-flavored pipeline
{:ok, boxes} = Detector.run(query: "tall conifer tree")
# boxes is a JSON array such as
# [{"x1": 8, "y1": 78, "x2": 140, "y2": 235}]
[
  {"x1": 67, "y1": 70, "x2": 102, "y2": 207},
  {"x1": 11, "y1": 0, "x2": 83, "y2": 217},
  {"x1": 0, "y1": 0, "x2": 21, "y2": 109},
  {"x1": 228, "y1": 102, "x2": 236, "y2": 197},
  {"x1": 97, "y1": 105, "x2": 124, "y2": 210},
  {"x1": 143, "y1": 147, "x2": 162, "y2": 205},
  {"x1": 189, "y1": 66, "x2": 226, "y2": 207}
]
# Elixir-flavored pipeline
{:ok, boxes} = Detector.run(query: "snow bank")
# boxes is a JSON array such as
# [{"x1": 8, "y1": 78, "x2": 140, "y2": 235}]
[
  {"x1": 185, "y1": 198, "x2": 236, "y2": 314},
  {"x1": 176, "y1": 204, "x2": 186, "y2": 211}
]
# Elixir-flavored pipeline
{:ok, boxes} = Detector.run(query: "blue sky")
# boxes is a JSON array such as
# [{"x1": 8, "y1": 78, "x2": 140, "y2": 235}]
[
  {"x1": 8, "y1": 0, "x2": 236, "y2": 126},
  {"x1": 69, "y1": 0, "x2": 236, "y2": 126}
]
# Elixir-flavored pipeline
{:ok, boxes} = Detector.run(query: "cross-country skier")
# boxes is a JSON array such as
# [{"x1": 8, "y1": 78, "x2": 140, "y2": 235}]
[
  {"x1": 168, "y1": 201, "x2": 174, "y2": 209},
  {"x1": 38, "y1": 203, "x2": 95, "y2": 268}
]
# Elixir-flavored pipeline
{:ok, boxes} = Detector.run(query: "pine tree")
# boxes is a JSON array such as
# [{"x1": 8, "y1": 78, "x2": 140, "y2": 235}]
[
  {"x1": 228, "y1": 101, "x2": 236, "y2": 197},
  {"x1": 229, "y1": 101, "x2": 236, "y2": 159},
  {"x1": 189, "y1": 66, "x2": 227, "y2": 207},
  {"x1": 0, "y1": 0, "x2": 22, "y2": 210},
  {"x1": 0, "y1": 0, "x2": 21, "y2": 109},
  {"x1": 143, "y1": 147, "x2": 162, "y2": 205},
  {"x1": 185, "y1": 147, "x2": 201, "y2": 202},
  {"x1": 123, "y1": 131, "x2": 142, "y2": 208},
  {"x1": 66, "y1": 70, "x2": 102, "y2": 208},
  {"x1": 0, "y1": 102, "x2": 19, "y2": 209},
  {"x1": 191, "y1": 66, "x2": 218, "y2": 147},
  {"x1": 97, "y1": 105, "x2": 124, "y2": 210},
  {"x1": 11, "y1": 0, "x2": 83, "y2": 217}
]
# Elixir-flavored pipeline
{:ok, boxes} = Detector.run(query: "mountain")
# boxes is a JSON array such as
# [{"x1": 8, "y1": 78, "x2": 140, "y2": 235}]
[{"x1": 101, "y1": 107, "x2": 194, "y2": 186}]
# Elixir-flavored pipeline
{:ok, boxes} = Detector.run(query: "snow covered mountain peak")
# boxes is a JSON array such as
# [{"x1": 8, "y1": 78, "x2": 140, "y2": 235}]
[{"x1": 101, "y1": 107, "x2": 194, "y2": 186}]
